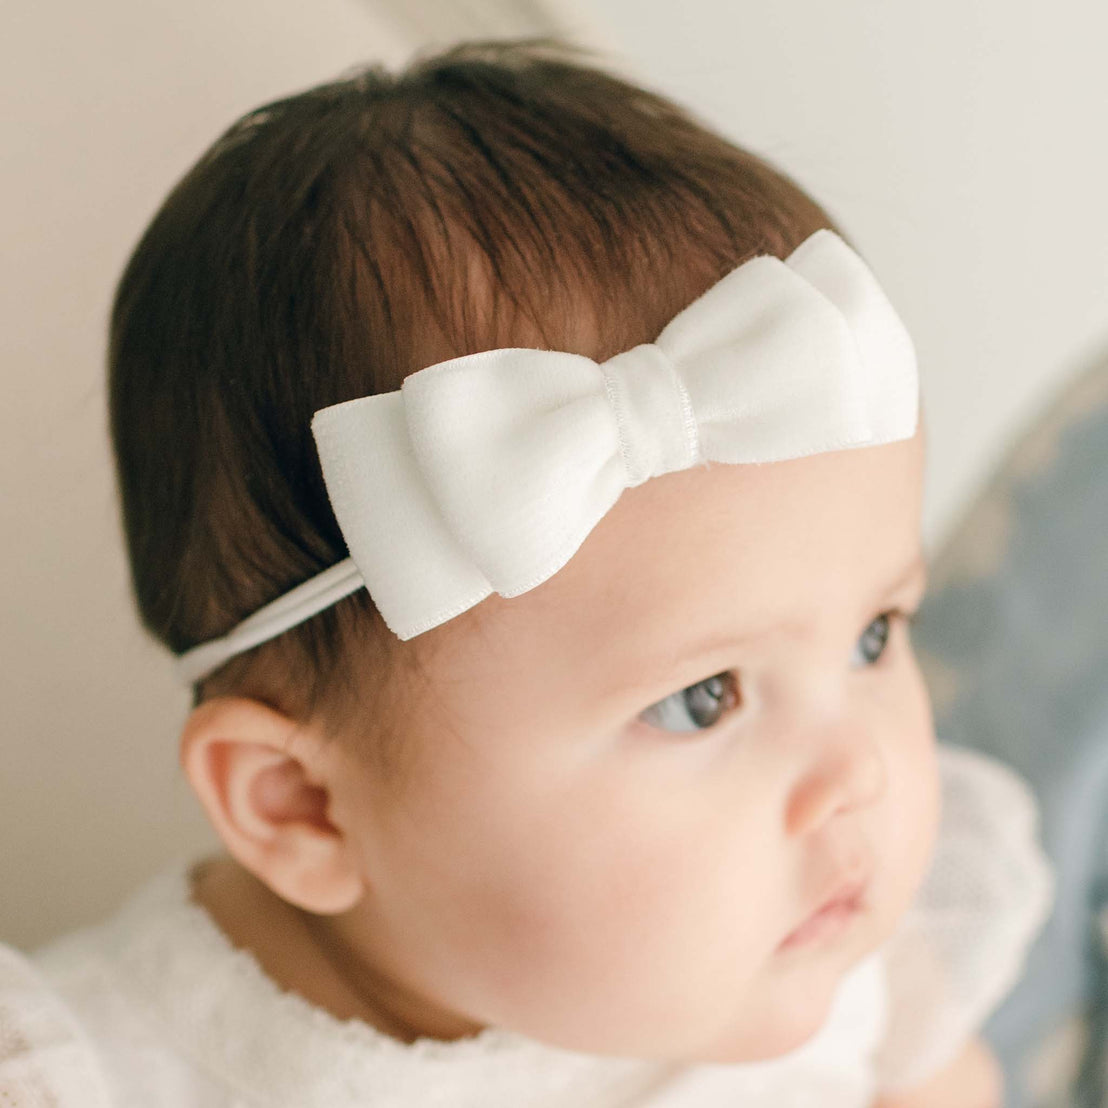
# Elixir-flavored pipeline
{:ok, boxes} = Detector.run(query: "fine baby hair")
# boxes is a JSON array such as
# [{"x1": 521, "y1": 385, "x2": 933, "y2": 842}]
[{"x1": 109, "y1": 36, "x2": 848, "y2": 744}]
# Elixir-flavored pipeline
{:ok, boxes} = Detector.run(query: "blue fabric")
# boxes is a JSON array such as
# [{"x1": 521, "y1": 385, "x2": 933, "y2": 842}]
[{"x1": 911, "y1": 352, "x2": 1108, "y2": 1107}]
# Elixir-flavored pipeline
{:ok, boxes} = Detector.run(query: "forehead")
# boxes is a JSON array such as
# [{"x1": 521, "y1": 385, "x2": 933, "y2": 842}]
[{"x1": 424, "y1": 428, "x2": 925, "y2": 676}]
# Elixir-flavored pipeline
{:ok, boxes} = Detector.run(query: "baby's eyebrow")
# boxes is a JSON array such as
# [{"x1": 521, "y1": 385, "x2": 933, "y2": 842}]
[
  {"x1": 608, "y1": 553, "x2": 929, "y2": 702},
  {"x1": 879, "y1": 554, "x2": 929, "y2": 601}
]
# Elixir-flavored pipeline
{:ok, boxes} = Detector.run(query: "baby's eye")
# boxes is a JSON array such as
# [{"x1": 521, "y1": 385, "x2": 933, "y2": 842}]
[
  {"x1": 850, "y1": 609, "x2": 916, "y2": 669},
  {"x1": 637, "y1": 671, "x2": 741, "y2": 734},
  {"x1": 637, "y1": 609, "x2": 919, "y2": 736}
]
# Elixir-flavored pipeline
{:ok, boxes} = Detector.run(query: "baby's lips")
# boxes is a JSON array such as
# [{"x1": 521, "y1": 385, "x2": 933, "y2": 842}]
[{"x1": 779, "y1": 873, "x2": 870, "y2": 950}]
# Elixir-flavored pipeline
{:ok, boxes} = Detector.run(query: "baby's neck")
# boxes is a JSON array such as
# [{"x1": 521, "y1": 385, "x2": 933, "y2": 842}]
[{"x1": 188, "y1": 852, "x2": 486, "y2": 1044}]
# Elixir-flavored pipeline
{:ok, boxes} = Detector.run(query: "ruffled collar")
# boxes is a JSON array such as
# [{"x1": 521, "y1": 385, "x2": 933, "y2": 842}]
[
  {"x1": 91, "y1": 856, "x2": 684, "y2": 1107},
  {"x1": 88, "y1": 855, "x2": 886, "y2": 1108}
]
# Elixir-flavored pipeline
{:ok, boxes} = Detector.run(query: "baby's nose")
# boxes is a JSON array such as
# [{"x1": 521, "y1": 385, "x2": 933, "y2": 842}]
[{"x1": 784, "y1": 735, "x2": 887, "y2": 838}]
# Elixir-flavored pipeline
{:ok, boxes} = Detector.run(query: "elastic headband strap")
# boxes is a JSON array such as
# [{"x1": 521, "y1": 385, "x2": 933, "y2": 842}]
[{"x1": 175, "y1": 558, "x2": 363, "y2": 684}]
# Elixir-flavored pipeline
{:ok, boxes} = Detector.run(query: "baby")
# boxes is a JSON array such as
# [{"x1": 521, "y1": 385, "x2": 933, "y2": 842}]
[{"x1": 1, "y1": 37, "x2": 1052, "y2": 1108}]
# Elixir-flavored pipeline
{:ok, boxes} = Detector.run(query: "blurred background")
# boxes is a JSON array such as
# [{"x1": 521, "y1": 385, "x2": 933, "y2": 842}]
[{"x1": 2, "y1": 2, "x2": 1107, "y2": 1095}]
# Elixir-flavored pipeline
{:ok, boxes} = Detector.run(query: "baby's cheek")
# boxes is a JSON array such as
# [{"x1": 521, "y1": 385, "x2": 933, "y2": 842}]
[
  {"x1": 906, "y1": 725, "x2": 941, "y2": 867},
  {"x1": 464, "y1": 823, "x2": 777, "y2": 1055},
  {"x1": 877, "y1": 724, "x2": 941, "y2": 930}
]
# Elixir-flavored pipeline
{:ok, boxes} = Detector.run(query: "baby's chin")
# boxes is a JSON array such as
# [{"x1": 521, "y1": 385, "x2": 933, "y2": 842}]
[
  {"x1": 690, "y1": 994, "x2": 836, "y2": 1067},
  {"x1": 686, "y1": 937, "x2": 879, "y2": 1066}
]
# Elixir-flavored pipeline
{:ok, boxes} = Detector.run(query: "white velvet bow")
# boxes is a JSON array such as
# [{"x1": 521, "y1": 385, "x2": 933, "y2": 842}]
[
  {"x1": 311, "y1": 228, "x2": 918, "y2": 642},
  {"x1": 175, "y1": 228, "x2": 918, "y2": 681}
]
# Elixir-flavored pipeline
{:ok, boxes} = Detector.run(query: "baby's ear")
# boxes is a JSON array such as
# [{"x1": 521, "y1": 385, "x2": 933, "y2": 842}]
[{"x1": 179, "y1": 697, "x2": 364, "y2": 914}]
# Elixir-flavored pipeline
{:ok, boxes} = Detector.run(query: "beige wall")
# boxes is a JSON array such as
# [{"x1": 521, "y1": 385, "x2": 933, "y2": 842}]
[{"x1": 2, "y1": 0, "x2": 1106, "y2": 950}]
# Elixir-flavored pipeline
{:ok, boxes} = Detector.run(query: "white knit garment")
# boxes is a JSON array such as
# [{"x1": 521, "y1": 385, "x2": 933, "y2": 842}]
[
  {"x1": 0, "y1": 942, "x2": 115, "y2": 1108},
  {"x1": 0, "y1": 743, "x2": 1051, "y2": 1108}
]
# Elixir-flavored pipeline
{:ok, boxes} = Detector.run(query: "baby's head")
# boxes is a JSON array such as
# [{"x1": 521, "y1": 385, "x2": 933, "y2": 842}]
[{"x1": 109, "y1": 39, "x2": 939, "y2": 1064}]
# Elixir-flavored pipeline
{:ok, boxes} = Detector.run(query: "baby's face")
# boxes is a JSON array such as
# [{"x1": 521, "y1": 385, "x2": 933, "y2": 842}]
[{"x1": 326, "y1": 422, "x2": 938, "y2": 1063}]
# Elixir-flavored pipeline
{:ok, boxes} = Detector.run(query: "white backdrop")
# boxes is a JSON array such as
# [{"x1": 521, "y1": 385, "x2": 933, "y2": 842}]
[{"x1": 2, "y1": 0, "x2": 1106, "y2": 950}]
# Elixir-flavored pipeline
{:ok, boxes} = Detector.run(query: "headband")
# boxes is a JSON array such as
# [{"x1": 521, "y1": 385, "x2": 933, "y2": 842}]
[{"x1": 175, "y1": 229, "x2": 918, "y2": 683}]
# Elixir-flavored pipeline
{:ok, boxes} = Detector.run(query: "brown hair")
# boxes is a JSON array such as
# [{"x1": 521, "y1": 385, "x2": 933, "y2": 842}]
[{"x1": 108, "y1": 37, "x2": 842, "y2": 772}]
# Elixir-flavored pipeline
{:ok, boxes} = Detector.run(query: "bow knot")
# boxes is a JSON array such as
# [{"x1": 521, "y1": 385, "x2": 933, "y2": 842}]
[{"x1": 601, "y1": 343, "x2": 700, "y2": 487}]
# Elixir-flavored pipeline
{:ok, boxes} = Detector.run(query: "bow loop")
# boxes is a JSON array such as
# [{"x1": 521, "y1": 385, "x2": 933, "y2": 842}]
[
  {"x1": 658, "y1": 251, "x2": 876, "y2": 463},
  {"x1": 401, "y1": 347, "x2": 626, "y2": 601}
]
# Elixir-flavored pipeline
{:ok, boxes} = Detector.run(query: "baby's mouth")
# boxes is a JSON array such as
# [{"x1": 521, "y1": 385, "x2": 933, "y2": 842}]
[{"x1": 777, "y1": 873, "x2": 870, "y2": 952}]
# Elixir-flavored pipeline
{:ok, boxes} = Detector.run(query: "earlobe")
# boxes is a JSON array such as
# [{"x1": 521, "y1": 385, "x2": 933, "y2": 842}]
[{"x1": 179, "y1": 697, "x2": 365, "y2": 915}]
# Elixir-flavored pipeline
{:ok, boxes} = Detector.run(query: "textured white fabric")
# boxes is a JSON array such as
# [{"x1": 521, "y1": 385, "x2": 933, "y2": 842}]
[
  {"x1": 9, "y1": 743, "x2": 1050, "y2": 1107},
  {"x1": 873, "y1": 744, "x2": 1056, "y2": 1092},
  {"x1": 176, "y1": 227, "x2": 918, "y2": 681},
  {"x1": 0, "y1": 942, "x2": 114, "y2": 1107}
]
